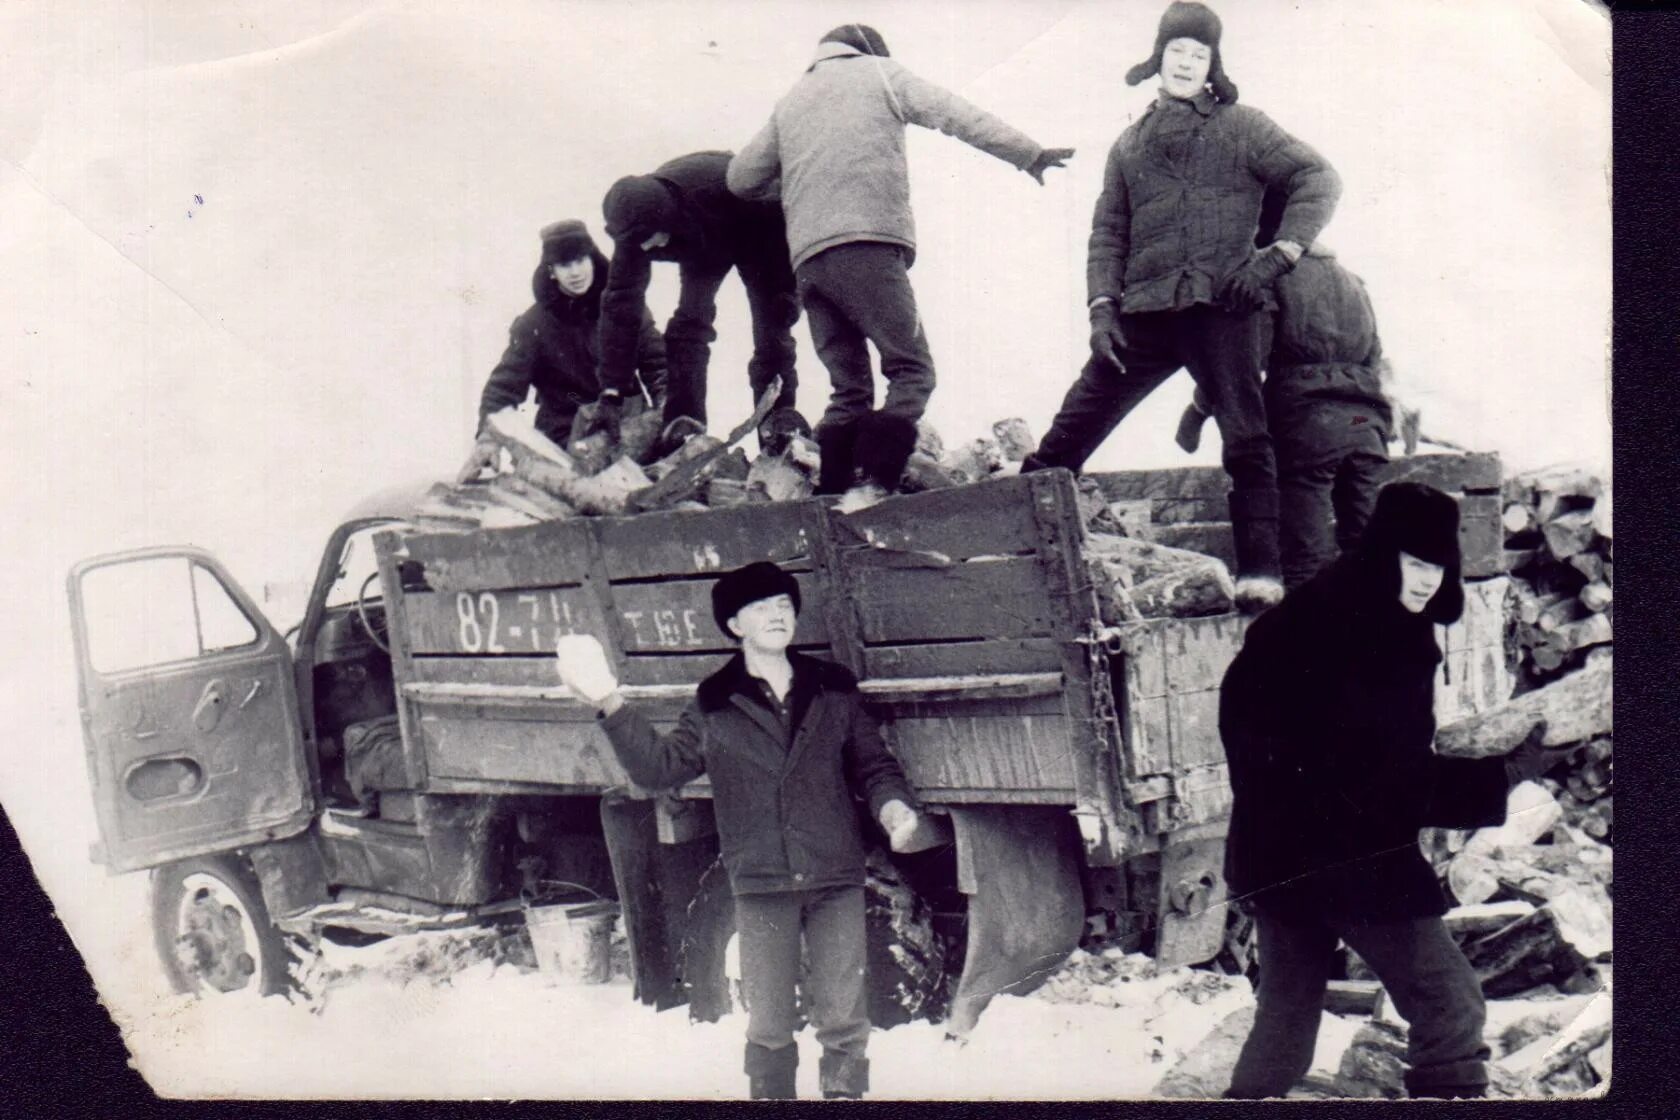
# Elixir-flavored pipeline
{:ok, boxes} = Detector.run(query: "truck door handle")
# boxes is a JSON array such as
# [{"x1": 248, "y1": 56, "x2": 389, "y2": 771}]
[
  {"x1": 192, "y1": 680, "x2": 227, "y2": 733},
  {"x1": 238, "y1": 680, "x2": 264, "y2": 710}
]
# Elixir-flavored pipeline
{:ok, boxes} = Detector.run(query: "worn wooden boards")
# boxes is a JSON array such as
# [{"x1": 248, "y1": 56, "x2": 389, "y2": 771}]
[{"x1": 1087, "y1": 452, "x2": 1506, "y2": 579}]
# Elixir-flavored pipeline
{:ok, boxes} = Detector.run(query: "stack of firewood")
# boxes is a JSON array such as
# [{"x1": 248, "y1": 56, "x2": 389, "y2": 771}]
[{"x1": 1501, "y1": 465, "x2": 1612, "y2": 684}]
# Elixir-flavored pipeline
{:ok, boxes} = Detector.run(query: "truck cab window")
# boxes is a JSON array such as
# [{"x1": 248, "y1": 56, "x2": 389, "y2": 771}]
[
  {"x1": 81, "y1": 557, "x2": 258, "y2": 674},
  {"x1": 323, "y1": 528, "x2": 386, "y2": 609}
]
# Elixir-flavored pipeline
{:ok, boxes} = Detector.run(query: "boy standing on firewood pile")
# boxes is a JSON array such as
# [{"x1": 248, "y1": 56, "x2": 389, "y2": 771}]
[
  {"x1": 1218, "y1": 483, "x2": 1575, "y2": 1099},
  {"x1": 1022, "y1": 0, "x2": 1340, "y2": 612},
  {"x1": 458, "y1": 220, "x2": 666, "y2": 482},
  {"x1": 1174, "y1": 189, "x2": 1409, "y2": 590},
  {"x1": 727, "y1": 23, "x2": 1073, "y2": 512},
  {"x1": 555, "y1": 562, "x2": 924, "y2": 1100},
  {"x1": 598, "y1": 152, "x2": 806, "y2": 458}
]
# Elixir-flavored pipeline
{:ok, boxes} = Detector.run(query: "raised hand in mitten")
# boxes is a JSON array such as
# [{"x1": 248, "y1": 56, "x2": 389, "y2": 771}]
[{"x1": 555, "y1": 633, "x2": 621, "y2": 707}]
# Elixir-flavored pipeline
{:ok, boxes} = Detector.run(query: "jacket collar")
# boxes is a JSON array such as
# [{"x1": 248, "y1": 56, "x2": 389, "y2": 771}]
[
  {"x1": 1155, "y1": 88, "x2": 1218, "y2": 117},
  {"x1": 695, "y1": 649, "x2": 857, "y2": 713},
  {"x1": 808, "y1": 40, "x2": 868, "y2": 71}
]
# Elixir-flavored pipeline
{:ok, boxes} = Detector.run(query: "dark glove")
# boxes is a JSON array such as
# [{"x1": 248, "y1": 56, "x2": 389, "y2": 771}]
[
  {"x1": 1174, "y1": 400, "x2": 1210, "y2": 454},
  {"x1": 1217, "y1": 247, "x2": 1295, "y2": 314},
  {"x1": 1502, "y1": 719, "x2": 1568, "y2": 786},
  {"x1": 579, "y1": 390, "x2": 623, "y2": 444},
  {"x1": 1026, "y1": 147, "x2": 1075, "y2": 185},
  {"x1": 1089, "y1": 301, "x2": 1127, "y2": 374}
]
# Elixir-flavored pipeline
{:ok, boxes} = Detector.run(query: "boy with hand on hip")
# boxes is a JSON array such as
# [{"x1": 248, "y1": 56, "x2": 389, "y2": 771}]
[{"x1": 555, "y1": 561, "x2": 921, "y2": 1100}]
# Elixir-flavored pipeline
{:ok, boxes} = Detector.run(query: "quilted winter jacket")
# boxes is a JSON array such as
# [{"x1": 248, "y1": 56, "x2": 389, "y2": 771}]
[
  {"x1": 1264, "y1": 246, "x2": 1391, "y2": 455},
  {"x1": 727, "y1": 41, "x2": 1044, "y2": 271},
  {"x1": 1089, "y1": 91, "x2": 1340, "y2": 314},
  {"x1": 598, "y1": 652, "x2": 917, "y2": 896}
]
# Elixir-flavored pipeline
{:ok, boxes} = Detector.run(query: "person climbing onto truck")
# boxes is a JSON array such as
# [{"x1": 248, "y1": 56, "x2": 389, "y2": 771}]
[
  {"x1": 458, "y1": 220, "x2": 666, "y2": 482},
  {"x1": 1020, "y1": 0, "x2": 1340, "y2": 612},
  {"x1": 1217, "y1": 482, "x2": 1575, "y2": 1099},
  {"x1": 1172, "y1": 189, "x2": 1398, "y2": 590},
  {"x1": 726, "y1": 23, "x2": 1074, "y2": 512},
  {"x1": 554, "y1": 561, "x2": 923, "y2": 1101},
  {"x1": 599, "y1": 152, "x2": 804, "y2": 458}
]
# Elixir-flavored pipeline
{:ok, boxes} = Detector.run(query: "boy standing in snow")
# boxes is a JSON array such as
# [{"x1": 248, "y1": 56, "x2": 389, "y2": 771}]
[
  {"x1": 1022, "y1": 0, "x2": 1340, "y2": 612},
  {"x1": 1174, "y1": 192, "x2": 1396, "y2": 590},
  {"x1": 555, "y1": 561, "x2": 922, "y2": 1100},
  {"x1": 727, "y1": 24, "x2": 1073, "y2": 512}
]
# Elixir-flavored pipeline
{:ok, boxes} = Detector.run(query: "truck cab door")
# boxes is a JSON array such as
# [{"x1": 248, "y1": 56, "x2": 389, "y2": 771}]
[{"x1": 67, "y1": 548, "x2": 315, "y2": 873}]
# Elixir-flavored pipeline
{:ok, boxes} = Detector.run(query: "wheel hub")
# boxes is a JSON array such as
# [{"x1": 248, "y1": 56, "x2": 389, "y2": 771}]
[{"x1": 175, "y1": 879, "x2": 259, "y2": 993}]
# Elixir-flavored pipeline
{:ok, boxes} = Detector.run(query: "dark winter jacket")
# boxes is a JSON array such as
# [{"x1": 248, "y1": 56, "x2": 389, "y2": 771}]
[
  {"x1": 479, "y1": 245, "x2": 666, "y2": 443},
  {"x1": 1265, "y1": 246, "x2": 1391, "y2": 461},
  {"x1": 1088, "y1": 90, "x2": 1340, "y2": 314},
  {"x1": 598, "y1": 151, "x2": 795, "y2": 398},
  {"x1": 599, "y1": 651, "x2": 917, "y2": 896},
  {"x1": 1218, "y1": 512, "x2": 1509, "y2": 922}
]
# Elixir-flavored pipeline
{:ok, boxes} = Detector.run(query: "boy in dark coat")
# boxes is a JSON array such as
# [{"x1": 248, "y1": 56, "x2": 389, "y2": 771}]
[
  {"x1": 1218, "y1": 482, "x2": 1568, "y2": 1098},
  {"x1": 727, "y1": 24, "x2": 1072, "y2": 511},
  {"x1": 599, "y1": 152, "x2": 802, "y2": 453},
  {"x1": 459, "y1": 220, "x2": 665, "y2": 480},
  {"x1": 554, "y1": 562, "x2": 922, "y2": 1100},
  {"x1": 1022, "y1": 0, "x2": 1340, "y2": 611},
  {"x1": 1176, "y1": 191, "x2": 1394, "y2": 589}
]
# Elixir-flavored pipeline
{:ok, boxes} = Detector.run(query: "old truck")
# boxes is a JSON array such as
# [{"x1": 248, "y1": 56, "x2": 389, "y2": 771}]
[{"x1": 66, "y1": 454, "x2": 1508, "y2": 1030}]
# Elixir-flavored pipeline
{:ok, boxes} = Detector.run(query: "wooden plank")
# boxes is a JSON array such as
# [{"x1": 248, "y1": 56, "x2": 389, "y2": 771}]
[
  {"x1": 1170, "y1": 689, "x2": 1226, "y2": 770},
  {"x1": 596, "y1": 501, "x2": 816, "y2": 578},
  {"x1": 850, "y1": 558, "x2": 1054, "y2": 642},
  {"x1": 419, "y1": 711, "x2": 635, "y2": 789},
  {"x1": 829, "y1": 474, "x2": 1044, "y2": 560},
  {"x1": 1125, "y1": 695, "x2": 1174, "y2": 777},
  {"x1": 393, "y1": 519, "x2": 595, "y2": 591},
  {"x1": 1143, "y1": 766, "x2": 1232, "y2": 832},
  {"x1": 806, "y1": 503, "x2": 865, "y2": 675},
  {"x1": 402, "y1": 574, "x2": 828, "y2": 655},
  {"x1": 1089, "y1": 467, "x2": 1230, "y2": 503},
  {"x1": 406, "y1": 652, "x2": 819, "y2": 691},
  {"x1": 1378, "y1": 452, "x2": 1502, "y2": 493},
  {"x1": 1120, "y1": 624, "x2": 1169, "y2": 701},
  {"x1": 1148, "y1": 523, "x2": 1237, "y2": 571},
  {"x1": 884, "y1": 709, "x2": 1075, "y2": 793},
  {"x1": 1460, "y1": 493, "x2": 1505, "y2": 578},
  {"x1": 1156, "y1": 614, "x2": 1250, "y2": 694},
  {"x1": 1151, "y1": 497, "x2": 1229, "y2": 525},
  {"x1": 863, "y1": 638, "x2": 1062, "y2": 680}
]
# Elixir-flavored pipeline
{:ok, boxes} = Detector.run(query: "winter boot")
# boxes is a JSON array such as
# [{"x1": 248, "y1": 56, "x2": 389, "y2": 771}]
[
  {"x1": 653, "y1": 415, "x2": 708, "y2": 461},
  {"x1": 819, "y1": 1051, "x2": 869, "y2": 1100},
  {"x1": 759, "y1": 406, "x2": 813, "y2": 457},
  {"x1": 815, "y1": 420, "x2": 861, "y2": 496},
  {"x1": 1229, "y1": 487, "x2": 1284, "y2": 613},
  {"x1": 854, "y1": 411, "x2": 919, "y2": 494},
  {"x1": 745, "y1": 1041, "x2": 799, "y2": 1100}
]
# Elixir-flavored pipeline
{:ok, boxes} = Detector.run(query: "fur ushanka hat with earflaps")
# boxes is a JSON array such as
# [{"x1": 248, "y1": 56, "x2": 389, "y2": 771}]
[{"x1": 1125, "y1": 1, "x2": 1239, "y2": 104}]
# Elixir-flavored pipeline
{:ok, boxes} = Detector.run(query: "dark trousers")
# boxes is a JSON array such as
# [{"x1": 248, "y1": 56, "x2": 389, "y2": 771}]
[
  {"x1": 663, "y1": 260, "x2": 798, "y2": 429},
  {"x1": 796, "y1": 242, "x2": 937, "y2": 439},
  {"x1": 1228, "y1": 907, "x2": 1490, "y2": 1099},
  {"x1": 1267, "y1": 373, "x2": 1391, "y2": 590},
  {"x1": 737, "y1": 885, "x2": 871, "y2": 1096},
  {"x1": 1025, "y1": 305, "x2": 1279, "y2": 577}
]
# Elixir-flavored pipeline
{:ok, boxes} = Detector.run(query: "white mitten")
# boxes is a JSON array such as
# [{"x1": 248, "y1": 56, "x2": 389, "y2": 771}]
[
  {"x1": 878, "y1": 799, "x2": 920, "y2": 852},
  {"x1": 555, "y1": 633, "x2": 620, "y2": 706}
]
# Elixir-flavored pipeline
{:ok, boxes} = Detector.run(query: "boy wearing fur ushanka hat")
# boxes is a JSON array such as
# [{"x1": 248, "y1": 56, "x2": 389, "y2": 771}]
[
  {"x1": 1024, "y1": 1, "x2": 1341, "y2": 613},
  {"x1": 1217, "y1": 483, "x2": 1574, "y2": 1098},
  {"x1": 556, "y1": 561, "x2": 923, "y2": 1100}
]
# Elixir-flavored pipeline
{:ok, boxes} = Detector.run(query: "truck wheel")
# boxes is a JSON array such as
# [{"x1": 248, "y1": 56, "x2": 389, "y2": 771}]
[
  {"x1": 863, "y1": 851, "x2": 950, "y2": 1027},
  {"x1": 678, "y1": 858, "x2": 736, "y2": 1022},
  {"x1": 151, "y1": 855, "x2": 295, "y2": 998}
]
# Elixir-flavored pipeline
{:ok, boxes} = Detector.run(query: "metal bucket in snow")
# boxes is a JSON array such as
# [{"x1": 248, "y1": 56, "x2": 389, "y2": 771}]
[{"x1": 525, "y1": 900, "x2": 618, "y2": 984}]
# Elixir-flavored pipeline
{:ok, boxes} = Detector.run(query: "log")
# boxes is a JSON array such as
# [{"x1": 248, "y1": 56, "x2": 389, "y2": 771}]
[
  {"x1": 913, "y1": 420, "x2": 944, "y2": 461},
  {"x1": 1541, "y1": 509, "x2": 1597, "y2": 562},
  {"x1": 1462, "y1": 782, "x2": 1563, "y2": 858},
  {"x1": 1568, "y1": 551, "x2": 1604, "y2": 582},
  {"x1": 1591, "y1": 485, "x2": 1612, "y2": 540},
  {"x1": 1502, "y1": 502, "x2": 1535, "y2": 534},
  {"x1": 1503, "y1": 548, "x2": 1543, "y2": 573},
  {"x1": 1545, "y1": 612, "x2": 1612, "y2": 654},
  {"x1": 1536, "y1": 596, "x2": 1587, "y2": 634},
  {"x1": 486, "y1": 475, "x2": 576, "y2": 521},
  {"x1": 940, "y1": 437, "x2": 1005, "y2": 483},
  {"x1": 1493, "y1": 993, "x2": 1599, "y2": 1059},
  {"x1": 1332, "y1": 1020, "x2": 1409, "y2": 1099},
  {"x1": 1577, "y1": 580, "x2": 1611, "y2": 613},
  {"x1": 645, "y1": 433, "x2": 723, "y2": 481},
  {"x1": 1153, "y1": 1006, "x2": 1255, "y2": 1099},
  {"x1": 1434, "y1": 650, "x2": 1612, "y2": 758},
  {"x1": 483, "y1": 412, "x2": 647, "y2": 516},
  {"x1": 705, "y1": 478, "x2": 748, "y2": 507},
  {"x1": 991, "y1": 418, "x2": 1036, "y2": 462},
  {"x1": 746, "y1": 451, "x2": 816, "y2": 502},
  {"x1": 1325, "y1": 979, "x2": 1384, "y2": 1016},
  {"x1": 899, "y1": 451, "x2": 962, "y2": 493},
  {"x1": 564, "y1": 456, "x2": 652, "y2": 516},
  {"x1": 1107, "y1": 499, "x2": 1154, "y2": 538},
  {"x1": 1461, "y1": 906, "x2": 1596, "y2": 997},
  {"x1": 1443, "y1": 901, "x2": 1537, "y2": 940},
  {"x1": 1129, "y1": 562, "x2": 1236, "y2": 620},
  {"x1": 567, "y1": 430, "x2": 615, "y2": 476},
  {"x1": 1523, "y1": 996, "x2": 1612, "y2": 1091},
  {"x1": 629, "y1": 379, "x2": 783, "y2": 513}
]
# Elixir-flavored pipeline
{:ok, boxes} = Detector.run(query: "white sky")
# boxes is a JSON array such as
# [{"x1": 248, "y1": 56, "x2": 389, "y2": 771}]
[{"x1": 0, "y1": 0, "x2": 1610, "y2": 1091}]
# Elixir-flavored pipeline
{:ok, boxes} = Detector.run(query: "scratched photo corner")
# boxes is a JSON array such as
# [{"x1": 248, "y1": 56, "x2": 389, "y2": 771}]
[{"x1": 0, "y1": 0, "x2": 1611, "y2": 1102}]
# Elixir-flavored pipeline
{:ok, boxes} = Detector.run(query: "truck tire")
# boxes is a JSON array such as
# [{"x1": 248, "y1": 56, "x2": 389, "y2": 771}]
[{"x1": 151, "y1": 855, "x2": 297, "y2": 998}]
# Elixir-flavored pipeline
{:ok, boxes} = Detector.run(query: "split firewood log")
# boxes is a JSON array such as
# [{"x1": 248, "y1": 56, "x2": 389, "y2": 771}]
[
  {"x1": 1460, "y1": 905, "x2": 1598, "y2": 997},
  {"x1": 991, "y1": 418, "x2": 1036, "y2": 462},
  {"x1": 629, "y1": 379, "x2": 784, "y2": 513},
  {"x1": 1434, "y1": 649, "x2": 1611, "y2": 758},
  {"x1": 1541, "y1": 509, "x2": 1597, "y2": 562},
  {"x1": 899, "y1": 451, "x2": 962, "y2": 493},
  {"x1": 1085, "y1": 533, "x2": 1235, "y2": 620},
  {"x1": 487, "y1": 475, "x2": 576, "y2": 520},
  {"x1": 746, "y1": 450, "x2": 816, "y2": 502}
]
